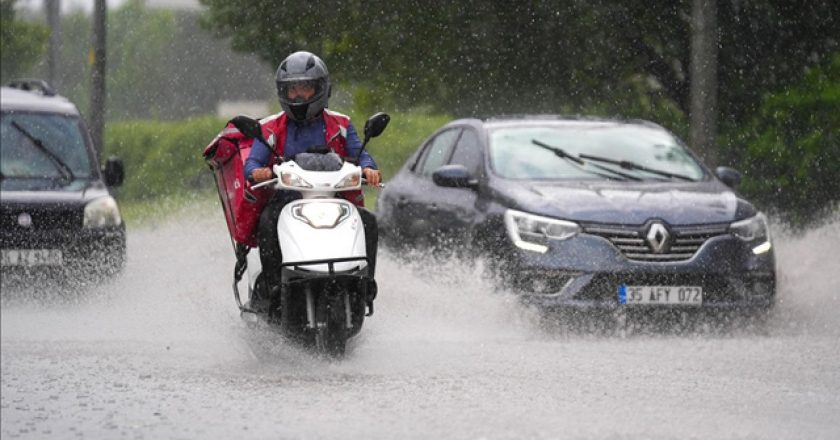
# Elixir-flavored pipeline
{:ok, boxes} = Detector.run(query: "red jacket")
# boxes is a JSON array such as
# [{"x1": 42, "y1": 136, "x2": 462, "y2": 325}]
[{"x1": 204, "y1": 110, "x2": 364, "y2": 247}]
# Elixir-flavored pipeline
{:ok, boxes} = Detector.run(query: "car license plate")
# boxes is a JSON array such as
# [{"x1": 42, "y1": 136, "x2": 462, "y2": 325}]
[
  {"x1": 1, "y1": 249, "x2": 64, "y2": 267},
  {"x1": 618, "y1": 285, "x2": 703, "y2": 305}
]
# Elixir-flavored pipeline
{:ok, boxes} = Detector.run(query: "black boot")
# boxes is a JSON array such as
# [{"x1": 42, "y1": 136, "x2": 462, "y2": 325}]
[
  {"x1": 358, "y1": 208, "x2": 378, "y2": 315},
  {"x1": 248, "y1": 272, "x2": 270, "y2": 313},
  {"x1": 234, "y1": 243, "x2": 249, "y2": 282}
]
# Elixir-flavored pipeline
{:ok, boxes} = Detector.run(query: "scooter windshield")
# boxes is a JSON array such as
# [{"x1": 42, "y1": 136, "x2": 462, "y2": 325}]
[{"x1": 294, "y1": 151, "x2": 343, "y2": 171}]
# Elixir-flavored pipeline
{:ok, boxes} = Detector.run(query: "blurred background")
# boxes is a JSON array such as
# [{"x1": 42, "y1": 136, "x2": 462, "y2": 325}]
[
  {"x1": 2, "y1": 4, "x2": 838, "y2": 437},
  {"x1": 2, "y1": 0, "x2": 837, "y2": 226}
]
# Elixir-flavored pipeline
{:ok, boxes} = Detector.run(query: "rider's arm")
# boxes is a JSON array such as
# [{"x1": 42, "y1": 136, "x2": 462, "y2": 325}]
[
  {"x1": 244, "y1": 138, "x2": 272, "y2": 182},
  {"x1": 346, "y1": 123, "x2": 377, "y2": 170}
]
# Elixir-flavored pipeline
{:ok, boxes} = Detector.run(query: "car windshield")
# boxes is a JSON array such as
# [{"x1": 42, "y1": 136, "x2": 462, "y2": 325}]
[
  {"x1": 488, "y1": 123, "x2": 706, "y2": 181},
  {"x1": 0, "y1": 112, "x2": 93, "y2": 181}
]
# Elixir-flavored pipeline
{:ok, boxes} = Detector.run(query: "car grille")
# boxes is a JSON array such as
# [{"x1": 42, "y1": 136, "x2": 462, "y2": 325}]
[
  {"x1": 582, "y1": 223, "x2": 729, "y2": 262},
  {"x1": 0, "y1": 206, "x2": 83, "y2": 231}
]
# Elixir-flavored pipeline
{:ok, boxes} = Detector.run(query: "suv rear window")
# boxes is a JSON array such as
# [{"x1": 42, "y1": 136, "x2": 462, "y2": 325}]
[{"x1": 1, "y1": 112, "x2": 94, "y2": 181}]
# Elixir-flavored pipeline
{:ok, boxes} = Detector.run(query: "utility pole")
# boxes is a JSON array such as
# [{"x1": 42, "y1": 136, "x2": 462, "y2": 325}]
[
  {"x1": 90, "y1": 0, "x2": 107, "y2": 157},
  {"x1": 689, "y1": 0, "x2": 718, "y2": 167},
  {"x1": 45, "y1": 0, "x2": 61, "y2": 90}
]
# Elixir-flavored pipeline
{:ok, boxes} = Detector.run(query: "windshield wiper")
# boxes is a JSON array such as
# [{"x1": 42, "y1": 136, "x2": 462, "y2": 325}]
[
  {"x1": 531, "y1": 139, "x2": 638, "y2": 181},
  {"x1": 10, "y1": 121, "x2": 75, "y2": 182},
  {"x1": 531, "y1": 139, "x2": 582, "y2": 164},
  {"x1": 578, "y1": 153, "x2": 694, "y2": 181}
]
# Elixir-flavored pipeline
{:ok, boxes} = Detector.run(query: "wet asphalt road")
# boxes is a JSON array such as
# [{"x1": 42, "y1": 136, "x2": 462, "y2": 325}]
[{"x1": 2, "y1": 205, "x2": 839, "y2": 439}]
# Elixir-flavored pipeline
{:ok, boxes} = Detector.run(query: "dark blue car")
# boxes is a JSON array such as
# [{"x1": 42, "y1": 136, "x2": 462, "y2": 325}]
[{"x1": 377, "y1": 115, "x2": 775, "y2": 314}]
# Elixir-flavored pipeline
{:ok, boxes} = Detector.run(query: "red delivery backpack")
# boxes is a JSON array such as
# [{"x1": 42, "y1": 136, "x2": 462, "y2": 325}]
[{"x1": 202, "y1": 121, "x2": 274, "y2": 249}]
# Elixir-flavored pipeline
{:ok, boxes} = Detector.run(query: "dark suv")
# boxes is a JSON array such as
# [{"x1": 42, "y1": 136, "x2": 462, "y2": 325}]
[{"x1": 1, "y1": 80, "x2": 126, "y2": 280}]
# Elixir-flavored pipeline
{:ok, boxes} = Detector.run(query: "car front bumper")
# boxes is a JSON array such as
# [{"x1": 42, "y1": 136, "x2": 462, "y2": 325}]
[
  {"x1": 492, "y1": 232, "x2": 776, "y2": 311},
  {"x1": 1, "y1": 226, "x2": 126, "y2": 279}
]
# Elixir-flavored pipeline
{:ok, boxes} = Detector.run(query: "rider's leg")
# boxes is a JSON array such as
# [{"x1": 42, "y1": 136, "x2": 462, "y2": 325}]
[
  {"x1": 358, "y1": 207, "x2": 378, "y2": 308},
  {"x1": 256, "y1": 191, "x2": 300, "y2": 305},
  {"x1": 358, "y1": 208, "x2": 378, "y2": 278}
]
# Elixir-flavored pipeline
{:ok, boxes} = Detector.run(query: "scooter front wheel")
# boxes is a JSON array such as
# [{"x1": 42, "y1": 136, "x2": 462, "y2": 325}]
[{"x1": 314, "y1": 293, "x2": 347, "y2": 358}]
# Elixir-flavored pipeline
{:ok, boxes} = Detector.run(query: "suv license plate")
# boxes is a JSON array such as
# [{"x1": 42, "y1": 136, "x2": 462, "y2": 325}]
[
  {"x1": 1, "y1": 249, "x2": 64, "y2": 267},
  {"x1": 618, "y1": 285, "x2": 703, "y2": 305}
]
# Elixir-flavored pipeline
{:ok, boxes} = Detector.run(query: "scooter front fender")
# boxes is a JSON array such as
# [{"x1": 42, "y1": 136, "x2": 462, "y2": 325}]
[{"x1": 277, "y1": 199, "x2": 367, "y2": 273}]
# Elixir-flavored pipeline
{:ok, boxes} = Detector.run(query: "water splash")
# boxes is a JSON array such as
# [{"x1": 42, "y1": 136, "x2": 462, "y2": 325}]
[
  {"x1": 2, "y1": 205, "x2": 838, "y2": 369},
  {"x1": 770, "y1": 211, "x2": 840, "y2": 336}
]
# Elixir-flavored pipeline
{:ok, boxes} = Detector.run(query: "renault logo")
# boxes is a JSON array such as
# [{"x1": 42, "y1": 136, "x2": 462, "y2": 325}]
[
  {"x1": 17, "y1": 213, "x2": 32, "y2": 228},
  {"x1": 646, "y1": 222, "x2": 670, "y2": 253}
]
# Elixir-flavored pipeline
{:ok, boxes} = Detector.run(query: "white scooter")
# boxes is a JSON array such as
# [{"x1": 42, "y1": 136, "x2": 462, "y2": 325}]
[{"x1": 230, "y1": 113, "x2": 389, "y2": 357}]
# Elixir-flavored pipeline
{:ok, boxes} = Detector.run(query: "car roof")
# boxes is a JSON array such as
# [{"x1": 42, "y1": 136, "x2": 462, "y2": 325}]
[
  {"x1": 449, "y1": 114, "x2": 666, "y2": 131},
  {"x1": 0, "y1": 86, "x2": 80, "y2": 116}
]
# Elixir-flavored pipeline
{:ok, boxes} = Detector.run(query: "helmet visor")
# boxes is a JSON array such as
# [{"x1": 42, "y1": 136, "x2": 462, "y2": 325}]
[{"x1": 278, "y1": 79, "x2": 325, "y2": 104}]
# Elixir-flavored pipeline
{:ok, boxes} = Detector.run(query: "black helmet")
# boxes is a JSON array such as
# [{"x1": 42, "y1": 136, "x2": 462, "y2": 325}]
[{"x1": 275, "y1": 51, "x2": 331, "y2": 122}]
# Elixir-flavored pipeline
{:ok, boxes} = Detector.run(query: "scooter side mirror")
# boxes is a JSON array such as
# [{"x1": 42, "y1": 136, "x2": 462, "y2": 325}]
[
  {"x1": 229, "y1": 115, "x2": 263, "y2": 141},
  {"x1": 364, "y1": 112, "x2": 390, "y2": 141}
]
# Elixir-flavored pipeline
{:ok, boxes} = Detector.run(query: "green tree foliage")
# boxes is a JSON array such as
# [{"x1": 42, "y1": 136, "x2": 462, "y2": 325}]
[
  {"x1": 199, "y1": 0, "x2": 838, "y2": 126},
  {"x1": 199, "y1": 0, "x2": 840, "y2": 220},
  {"x1": 47, "y1": 0, "x2": 273, "y2": 122},
  {"x1": 716, "y1": 1, "x2": 840, "y2": 130},
  {"x1": 46, "y1": 5, "x2": 171, "y2": 119},
  {"x1": 0, "y1": 0, "x2": 49, "y2": 83},
  {"x1": 729, "y1": 55, "x2": 840, "y2": 225},
  {"x1": 106, "y1": 1, "x2": 180, "y2": 120}
]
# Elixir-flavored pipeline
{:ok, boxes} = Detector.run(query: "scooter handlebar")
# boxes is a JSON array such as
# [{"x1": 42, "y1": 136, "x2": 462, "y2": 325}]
[
  {"x1": 250, "y1": 177, "x2": 278, "y2": 190},
  {"x1": 250, "y1": 172, "x2": 384, "y2": 190},
  {"x1": 362, "y1": 178, "x2": 385, "y2": 189}
]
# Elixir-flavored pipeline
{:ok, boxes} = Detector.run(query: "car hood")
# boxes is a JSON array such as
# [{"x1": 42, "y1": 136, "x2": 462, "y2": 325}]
[
  {"x1": 0, "y1": 179, "x2": 110, "y2": 207},
  {"x1": 498, "y1": 179, "x2": 756, "y2": 225}
]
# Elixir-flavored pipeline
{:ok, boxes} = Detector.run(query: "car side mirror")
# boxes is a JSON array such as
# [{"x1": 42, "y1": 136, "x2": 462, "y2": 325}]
[
  {"x1": 103, "y1": 156, "x2": 124, "y2": 187},
  {"x1": 432, "y1": 164, "x2": 477, "y2": 189},
  {"x1": 364, "y1": 112, "x2": 390, "y2": 141},
  {"x1": 715, "y1": 166, "x2": 741, "y2": 188}
]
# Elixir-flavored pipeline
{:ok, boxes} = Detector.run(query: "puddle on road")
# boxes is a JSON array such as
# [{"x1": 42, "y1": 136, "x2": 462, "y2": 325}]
[{"x1": 2, "y1": 206, "x2": 838, "y2": 371}]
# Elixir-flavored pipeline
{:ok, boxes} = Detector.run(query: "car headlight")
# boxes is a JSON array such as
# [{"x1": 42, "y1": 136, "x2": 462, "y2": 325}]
[
  {"x1": 280, "y1": 171, "x2": 313, "y2": 189},
  {"x1": 334, "y1": 171, "x2": 361, "y2": 189},
  {"x1": 292, "y1": 202, "x2": 350, "y2": 229},
  {"x1": 84, "y1": 196, "x2": 122, "y2": 228},
  {"x1": 730, "y1": 213, "x2": 772, "y2": 254},
  {"x1": 504, "y1": 209, "x2": 580, "y2": 253}
]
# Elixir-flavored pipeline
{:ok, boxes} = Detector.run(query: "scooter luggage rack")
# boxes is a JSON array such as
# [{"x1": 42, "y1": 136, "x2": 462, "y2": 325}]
[
  {"x1": 280, "y1": 255, "x2": 369, "y2": 274},
  {"x1": 234, "y1": 255, "x2": 371, "y2": 314}
]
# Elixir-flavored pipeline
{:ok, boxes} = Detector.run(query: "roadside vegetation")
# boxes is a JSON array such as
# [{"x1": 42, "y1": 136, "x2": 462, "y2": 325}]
[
  {"x1": 104, "y1": 110, "x2": 450, "y2": 225},
  {"x1": 723, "y1": 54, "x2": 840, "y2": 226}
]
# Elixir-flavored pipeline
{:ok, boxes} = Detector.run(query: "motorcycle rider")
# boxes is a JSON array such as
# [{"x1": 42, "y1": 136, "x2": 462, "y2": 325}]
[{"x1": 240, "y1": 51, "x2": 381, "y2": 310}]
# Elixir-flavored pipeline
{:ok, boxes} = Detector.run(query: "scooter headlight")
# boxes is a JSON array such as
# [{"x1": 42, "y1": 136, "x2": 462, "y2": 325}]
[
  {"x1": 292, "y1": 202, "x2": 350, "y2": 229},
  {"x1": 280, "y1": 171, "x2": 313, "y2": 189},
  {"x1": 334, "y1": 171, "x2": 362, "y2": 190},
  {"x1": 504, "y1": 209, "x2": 580, "y2": 253},
  {"x1": 83, "y1": 196, "x2": 122, "y2": 228},
  {"x1": 730, "y1": 212, "x2": 772, "y2": 254}
]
